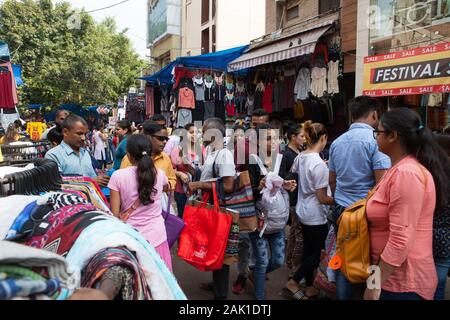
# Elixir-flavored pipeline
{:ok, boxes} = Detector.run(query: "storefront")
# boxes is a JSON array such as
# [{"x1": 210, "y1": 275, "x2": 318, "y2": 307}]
[
  {"x1": 227, "y1": 20, "x2": 351, "y2": 138},
  {"x1": 363, "y1": 0, "x2": 450, "y2": 132},
  {"x1": 140, "y1": 45, "x2": 248, "y2": 128}
]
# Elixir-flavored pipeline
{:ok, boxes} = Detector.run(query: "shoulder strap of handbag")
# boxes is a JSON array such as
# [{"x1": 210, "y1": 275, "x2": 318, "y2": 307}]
[
  {"x1": 119, "y1": 198, "x2": 141, "y2": 221},
  {"x1": 211, "y1": 148, "x2": 226, "y2": 179}
]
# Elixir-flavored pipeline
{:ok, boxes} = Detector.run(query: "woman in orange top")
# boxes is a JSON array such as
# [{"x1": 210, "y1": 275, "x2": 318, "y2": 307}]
[{"x1": 365, "y1": 108, "x2": 449, "y2": 300}]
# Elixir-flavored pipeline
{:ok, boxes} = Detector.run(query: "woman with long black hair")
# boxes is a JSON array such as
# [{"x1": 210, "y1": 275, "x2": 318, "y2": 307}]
[
  {"x1": 108, "y1": 134, "x2": 172, "y2": 271},
  {"x1": 364, "y1": 107, "x2": 450, "y2": 300}
]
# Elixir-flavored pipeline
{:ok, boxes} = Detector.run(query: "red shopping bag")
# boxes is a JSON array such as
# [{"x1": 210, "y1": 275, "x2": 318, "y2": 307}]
[{"x1": 177, "y1": 182, "x2": 232, "y2": 271}]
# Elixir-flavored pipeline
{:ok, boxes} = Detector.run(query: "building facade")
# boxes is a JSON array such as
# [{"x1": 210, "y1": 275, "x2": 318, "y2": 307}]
[
  {"x1": 355, "y1": 0, "x2": 450, "y2": 131},
  {"x1": 181, "y1": 0, "x2": 266, "y2": 56},
  {"x1": 147, "y1": 0, "x2": 182, "y2": 70}
]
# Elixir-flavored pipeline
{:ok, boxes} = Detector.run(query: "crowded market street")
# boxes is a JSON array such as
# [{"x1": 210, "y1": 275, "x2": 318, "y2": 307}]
[{"x1": 0, "y1": 0, "x2": 449, "y2": 305}]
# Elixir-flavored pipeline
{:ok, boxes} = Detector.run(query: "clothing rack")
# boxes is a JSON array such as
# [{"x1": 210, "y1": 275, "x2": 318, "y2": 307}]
[
  {"x1": 0, "y1": 158, "x2": 62, "y2": 196},
  {"x1": 1, "y1": 141, "x2": 51, "y2": 163}
]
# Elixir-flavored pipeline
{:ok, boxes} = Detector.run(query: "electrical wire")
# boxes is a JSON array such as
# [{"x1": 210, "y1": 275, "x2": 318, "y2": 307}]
[{"x1": 86, "y1": 0, "x2": 133, "y2": 13}]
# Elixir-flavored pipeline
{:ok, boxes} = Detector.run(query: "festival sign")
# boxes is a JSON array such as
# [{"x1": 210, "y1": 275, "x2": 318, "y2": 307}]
[{"x1": 363, "y1": 42, "x2": 450, "y2": 97}]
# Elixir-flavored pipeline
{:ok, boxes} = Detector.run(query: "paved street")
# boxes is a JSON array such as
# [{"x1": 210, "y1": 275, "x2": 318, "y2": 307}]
[{"x1": 172, "y1": 246, "x2": 450, "y2": 301}]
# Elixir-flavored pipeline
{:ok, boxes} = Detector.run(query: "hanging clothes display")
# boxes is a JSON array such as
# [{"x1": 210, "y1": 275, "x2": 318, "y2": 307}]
[
  {"x1": 262, "y1": 82, "x2": 273, "y2": 114},
  {"x1": 126, "y1": 95, "x2": 145, "y2": 124},
  {"x1": 428, "y1": 93, "x2": 443, "y2": 107},
  {"x1": 225, "y1": 80, "x2": 235, "y2": 118},
  {"x1": 225, "y1": 92, "x2": 235, "y2": 118},
  {"x1": 283, "y1": 68, "x2": 296, "y2": 109},
  {"x1": 327, "y1": 61, "x2": 340, "y2": 94},
  {"x1": 0, "y1": 62, "x2": 18, "y2": 109},
  {"x1": 204, "y1": 78, "x2": 215, "y2": 101},
  {"x1": 145, "y1": 86, "x2": 154, "y2": 116},
  {"x1": 160, "y1": 85, "x2": 170, "y2": 112},
  {"x1": 235, "y1": 80, "x2": 246, "y2": 115},
  {"x1": 245, "y1": 96, "x2": 255, "y2": 116},
  {"x1": 254, "y1": 81, "x2": 265, "y2": 108},
  {"x1": 310, "y1": 67, "x2": 327, "y2": 98},
  {"x1": 192, "y1": 101, "x2": 204, "y2": 122},
  {"x1": 214, "y1": 73, "x2": 224, "y2": 86},
  {"x1": 176, "y1": 109, "x2": 192, "y2": 128},
  {"x1": 178, "y1": 87, "x2": 195, "y2": 109},
  {"x1": 294, "y1": 67, "x2": 311, "y2": 100},
  {"x1": 204, "y1": 77, "x2": 215, "y2": 120},
  {"x1": 272, "y1": 78, "x2": 284, "y2": 112},
  {"x1": 193, "y1": 75, "x2": 205, "y2": 101},
  {"x1": 214, "y1": 83, "x2": 226, "y2": 122},
  {"x1": 312, "y1": 41, "x2": 329, "y2": 67}
]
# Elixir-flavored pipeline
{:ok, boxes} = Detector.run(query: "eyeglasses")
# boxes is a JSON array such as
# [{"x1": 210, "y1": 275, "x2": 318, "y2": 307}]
[
  {"x1": 152, "y1": 135, "x2": 169, "y2": 142},
  {"x1": 373, "y1": 130, "x2": 389, "y2": 139}
]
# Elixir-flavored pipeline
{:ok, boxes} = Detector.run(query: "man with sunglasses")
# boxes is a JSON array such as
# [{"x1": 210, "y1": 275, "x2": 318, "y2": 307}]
[{"x1": 120, "y1": 121, "x2": 176, "y2": 191}]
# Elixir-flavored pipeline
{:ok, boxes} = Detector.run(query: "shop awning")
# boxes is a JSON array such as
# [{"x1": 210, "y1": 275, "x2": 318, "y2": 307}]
[
  {"x1": 140, "y1": 45, "x2": 248, "y2": 84},
  {"x1": 140, "y1": 60, "x2": 177, "y2": 84},
  {"x1": 228, "y1": 21, "x2": 335, "y2": 72}
]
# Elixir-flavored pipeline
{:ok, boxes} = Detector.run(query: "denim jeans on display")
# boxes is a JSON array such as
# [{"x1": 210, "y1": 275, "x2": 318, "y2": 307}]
[{"x1": 249, "y1": 230, "x2": 286, "y2": 300}]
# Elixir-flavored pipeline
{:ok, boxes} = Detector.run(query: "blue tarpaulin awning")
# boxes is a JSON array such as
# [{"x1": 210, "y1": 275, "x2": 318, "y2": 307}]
[
  {"x1": 28, "y1": 104, "x2": 42, "y2": 109},
  {"x1": 140, "y1": 45, "x2": 249, "y2": 84},
  {"x1": 12, "y1": 64, "x2": 23, "y2": 86}
]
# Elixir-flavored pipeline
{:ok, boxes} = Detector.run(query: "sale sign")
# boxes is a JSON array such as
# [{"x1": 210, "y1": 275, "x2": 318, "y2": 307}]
[{"x1": 363, "y1": 42, "x2": 450, "y2": 97}]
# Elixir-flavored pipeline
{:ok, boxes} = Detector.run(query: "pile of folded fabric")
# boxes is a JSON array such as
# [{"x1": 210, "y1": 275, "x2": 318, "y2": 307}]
[
  {"x1": 0, "y1": 240, "x2": 77, "y2": 300},
  {"x1": 0, "y1": 194, "x2": 186, "y2": 300}
]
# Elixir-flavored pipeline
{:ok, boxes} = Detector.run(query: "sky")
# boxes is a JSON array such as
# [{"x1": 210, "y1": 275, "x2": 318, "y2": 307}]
[{"x1": 56, "y1": 0, "x2": 149, "y2": 58}]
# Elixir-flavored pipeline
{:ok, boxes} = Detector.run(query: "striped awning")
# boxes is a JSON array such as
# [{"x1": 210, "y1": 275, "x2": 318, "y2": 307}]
[{"x1": 228, "y1": 21, "x2": 335, "y2": 72}]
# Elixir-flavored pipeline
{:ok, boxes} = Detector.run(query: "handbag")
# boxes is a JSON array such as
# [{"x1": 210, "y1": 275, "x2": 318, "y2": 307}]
[
  {"x1": 177, "y1": 182, "x2": 233, "y2": 271},
  {"x1": 162, "y1": 193, "x2": 185, "y2": 249},
  {"x1": 212, "y1": 152, "x2": 256, "y2": 233},
  {"x1": 119, "y1": 194, "x2": 185, "y2": 249}
]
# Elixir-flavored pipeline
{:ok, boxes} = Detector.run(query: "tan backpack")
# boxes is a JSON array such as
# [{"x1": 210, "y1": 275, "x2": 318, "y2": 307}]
[
  {"x1": 334, "y1": 197, "x2": 372, "y2": 283},
  {"x1": 332, "y1": 164, "x2": 428, "y2": 284}
]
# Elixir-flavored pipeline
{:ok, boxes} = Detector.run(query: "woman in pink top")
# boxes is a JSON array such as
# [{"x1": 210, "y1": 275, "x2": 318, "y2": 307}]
[
  {"x1": 170, "y1": 123, "x2": 198, "y2": 219},
  {"x1": 365, "y1": 108, "x2": 448, "y2": 300},
  {"x1": 108, "y1": 134, "x2": 172, "y2": 272}
]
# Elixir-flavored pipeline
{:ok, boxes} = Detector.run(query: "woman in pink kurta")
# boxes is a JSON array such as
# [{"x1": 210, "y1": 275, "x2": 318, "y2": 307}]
[
  {"x1": 365, "y1": 108, "x2": 449, "y2": 300},
  {"x1": 108, "y1": 134, "x2": 172, "y2": 272}
]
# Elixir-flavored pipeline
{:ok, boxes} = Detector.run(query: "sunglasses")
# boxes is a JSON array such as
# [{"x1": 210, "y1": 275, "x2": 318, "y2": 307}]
[{"x1": 152, "y1": 135, "x2": 169, "y2": 142}]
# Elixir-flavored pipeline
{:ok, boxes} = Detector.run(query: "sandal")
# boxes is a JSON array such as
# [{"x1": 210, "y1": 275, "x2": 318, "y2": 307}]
[{"x1": 199, "y1": 282, "x2": 213, "y2": 291}]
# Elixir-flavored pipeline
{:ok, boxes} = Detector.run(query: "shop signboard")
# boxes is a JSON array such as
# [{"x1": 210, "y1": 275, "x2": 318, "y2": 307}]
[{"x1": 363, "y1": 42, "x2": 450, "y2": 96}]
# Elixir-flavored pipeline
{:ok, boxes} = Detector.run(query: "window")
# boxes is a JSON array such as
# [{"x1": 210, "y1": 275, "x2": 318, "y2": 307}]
[
  {"x1": 212, "y1": 25, "x2": 216, "y2": 52},
  {"x1": 202, "y1": 0, "x2": 209, "y2": 24},
  {"x1": 319, "y1": 0, "x2": 340, "y2": 15},
  {"x1": 212, "y1": 0, "x2": 216, "y2": 18},
  {"x1": 287, "y1": 5, "x2": 299, "y2": 21},
  {"x1": 202, "y1": 28, "x2": 210, "y2": 54},
  {"x1": 148, "y1": 0, "x2": 167, "y2": 45}
]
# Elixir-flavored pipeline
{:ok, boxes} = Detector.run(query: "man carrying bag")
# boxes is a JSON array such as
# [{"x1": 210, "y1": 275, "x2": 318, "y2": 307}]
[{"x1": 187, "y1": 118, "x2": 236, "y2": 300}]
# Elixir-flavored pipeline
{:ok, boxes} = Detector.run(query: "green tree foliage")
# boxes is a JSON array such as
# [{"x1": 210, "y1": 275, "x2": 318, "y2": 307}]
[{"x1": 0, "y1": 0, "x2": 145, "y2": 108}]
